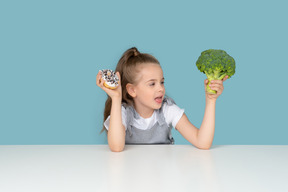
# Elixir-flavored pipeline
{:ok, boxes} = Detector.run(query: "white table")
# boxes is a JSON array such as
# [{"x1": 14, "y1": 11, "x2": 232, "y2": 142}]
[{"x1": 0, "y1": 145, "x2": 287, "y2": 192}]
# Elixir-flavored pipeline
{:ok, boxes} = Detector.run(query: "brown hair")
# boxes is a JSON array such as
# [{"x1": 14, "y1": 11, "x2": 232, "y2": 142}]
[{"x1": 101, "y1": 47, "x2": 160, "y2": 133}]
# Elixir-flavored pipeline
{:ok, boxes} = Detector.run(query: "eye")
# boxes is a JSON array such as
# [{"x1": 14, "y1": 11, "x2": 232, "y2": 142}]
[
  {"x1": 161, "y1": 81, "x2": 165, "y2": 85},
  {"x1": 149, "y1": 82, "x2": 155, "y2": 86}
]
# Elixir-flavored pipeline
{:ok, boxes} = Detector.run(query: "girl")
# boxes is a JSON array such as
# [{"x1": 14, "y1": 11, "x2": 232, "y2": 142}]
[{"x1": 96, "y1": 47, "x2": 228, "y2": 152}]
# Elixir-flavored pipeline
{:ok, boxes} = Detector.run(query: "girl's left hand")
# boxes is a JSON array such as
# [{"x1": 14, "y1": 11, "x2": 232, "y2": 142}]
[{"x1": 204, "y1": 75, "x2": 229, "y2": 101}]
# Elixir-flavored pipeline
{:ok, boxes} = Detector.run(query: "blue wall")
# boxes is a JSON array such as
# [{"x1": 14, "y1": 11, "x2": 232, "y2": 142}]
[{"x1": 1, "y1": 0, "x2": 287, "y2": 145}]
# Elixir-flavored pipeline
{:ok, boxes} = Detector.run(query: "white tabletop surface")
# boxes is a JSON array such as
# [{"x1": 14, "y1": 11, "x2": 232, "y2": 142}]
[{"x1": 0, "y1": 145, "x2": 287, "y2": 192}]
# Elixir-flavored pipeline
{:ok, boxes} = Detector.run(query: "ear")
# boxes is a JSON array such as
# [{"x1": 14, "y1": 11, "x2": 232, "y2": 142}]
[{"x1": 126, "y1": 83, "x2": 136, "y2": 98}]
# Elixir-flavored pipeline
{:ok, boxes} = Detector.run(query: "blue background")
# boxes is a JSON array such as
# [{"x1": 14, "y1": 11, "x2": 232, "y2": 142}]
[{"x1": 1, "y1": 0, "x2": 287, "y2": 145}]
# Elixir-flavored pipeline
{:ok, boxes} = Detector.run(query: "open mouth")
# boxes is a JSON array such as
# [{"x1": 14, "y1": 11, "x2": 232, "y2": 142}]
[{"x1": 154, "y1": 96, "x2": 163, "y2": 103}]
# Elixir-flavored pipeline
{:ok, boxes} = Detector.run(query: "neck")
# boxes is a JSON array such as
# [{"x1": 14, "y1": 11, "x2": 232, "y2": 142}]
[{"x1": 133, "y1": 103, "x2": 154, "y2": 119}]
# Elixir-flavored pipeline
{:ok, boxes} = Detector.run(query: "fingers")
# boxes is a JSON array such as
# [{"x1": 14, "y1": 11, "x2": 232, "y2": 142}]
[
  {"x1": 96, "y1": 71, "x2": 100, "y2": 86},
  {"x1": 210, "y1": 80, "x2": 223, "y2": 85},
  {"x1": 204, "y1": 79, "x2": 224, "y2": 93},
  {"x1": 96, "y1": 71, "x2": 103, "y2": 87},
  {"x1": 96, "y1": 71, "x2": 106, "y2": 89},
  {"x1": 222, "y1": 75, "x2": 229, "y2": 82},
  {"x1": 209, "y1": 84, "x2": 223, "y2": 91},
  {"x1": 204, "y1": 79, "x2": 223, "y2": 87},
  {"x1": 209, "y1": 84, "x2": 224, "y2": 95},
  {"x1": 206, "y1": 75, "x2": 229, "y2": 85},
  {"x1": 116, "y1": 71, "x2": 121, "y2": 83},
  {"x1": 204, "y1": 76, "x2": 228, "y2": 99}
]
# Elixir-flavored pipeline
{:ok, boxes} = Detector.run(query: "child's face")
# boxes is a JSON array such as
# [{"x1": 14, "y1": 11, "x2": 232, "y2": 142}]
[{"x1": 132, "y1": 63, "x2": 165, "y2": 111}]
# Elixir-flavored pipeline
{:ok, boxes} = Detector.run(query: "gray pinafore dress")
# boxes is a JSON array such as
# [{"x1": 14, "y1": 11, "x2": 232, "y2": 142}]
[{"x1": 124, "y1": 97, "x2": 175, "y2": 145}]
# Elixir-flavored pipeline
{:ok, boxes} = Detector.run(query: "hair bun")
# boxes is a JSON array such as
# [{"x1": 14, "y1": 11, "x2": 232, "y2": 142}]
[{"x1": 132, "y1": 47, "x2": 140, "y2": 56}]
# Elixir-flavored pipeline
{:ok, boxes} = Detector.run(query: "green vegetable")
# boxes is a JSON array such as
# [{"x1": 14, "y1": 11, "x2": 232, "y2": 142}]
[{"x1": 196, "y1": 49, "x2": 236, "y2": 94}]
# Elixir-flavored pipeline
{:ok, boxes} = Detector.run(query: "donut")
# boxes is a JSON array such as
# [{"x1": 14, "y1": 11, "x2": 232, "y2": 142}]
[{"x1": 100, "y1": 69, "x2": 119, "y2": 89}]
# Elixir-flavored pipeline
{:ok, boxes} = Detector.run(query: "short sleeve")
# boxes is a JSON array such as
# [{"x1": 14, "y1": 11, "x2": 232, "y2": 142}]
[
  {"x1": 104, "y1": 105, "x2": 127, "y2": 130},
  {"x1": 163, "y1": 102, "x2": 185, "y2": 128}
]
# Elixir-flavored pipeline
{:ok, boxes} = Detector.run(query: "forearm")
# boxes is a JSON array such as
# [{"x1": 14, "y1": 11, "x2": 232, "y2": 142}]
[
  {"x1": 107, "y1": 97, "x2": 125, "y2": 152},
  {"x1": 197, "y1": 98, "x2": 216, "y2": 149}
]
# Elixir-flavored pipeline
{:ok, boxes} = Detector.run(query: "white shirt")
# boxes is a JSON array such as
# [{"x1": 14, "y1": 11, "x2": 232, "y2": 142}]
[{"x1": 104, "y1": 102, "x2": 185, "y2": 131}]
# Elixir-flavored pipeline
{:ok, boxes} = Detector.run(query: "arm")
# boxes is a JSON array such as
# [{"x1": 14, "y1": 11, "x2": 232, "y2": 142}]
[
  {"x1": 176, "y1": 77, "x2": 228, "y2": 150},
  {"x1": 175, "y1": 106, "x2": 214, "y2": 150},
  {"x1": 107, "y1": 97, "x2": 126, "y2": 152},
  {"x1": 96, "y1": 71, "x2": 125, "y2": 152},
  {"x1": 175, "y1": 99, "x2": 216, "y2": 150},
  {"x1": 197, "y1": 98, "x2": 216, "y2": 149}
]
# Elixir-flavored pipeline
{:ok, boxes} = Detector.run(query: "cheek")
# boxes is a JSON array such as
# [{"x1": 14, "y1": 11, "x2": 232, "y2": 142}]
[
  {"x1": 144, "y1": 89, "x2": 155, "y2": 99},
  {"x1": 138, "y1": 88, "x2": 151, "y2": 97},
  {"x1": 162, "y1": 86, "x2": 166, "y2": 94}
]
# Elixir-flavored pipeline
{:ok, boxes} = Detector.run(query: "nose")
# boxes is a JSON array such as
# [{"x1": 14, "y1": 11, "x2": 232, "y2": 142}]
[{"x1": 158, "y1": 83, "x2": 165, "y2": 92}]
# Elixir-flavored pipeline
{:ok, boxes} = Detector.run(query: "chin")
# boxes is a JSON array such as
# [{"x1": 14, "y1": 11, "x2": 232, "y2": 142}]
[{"x1": 154, "y1": 103, "x2": 163, "y2": 109}]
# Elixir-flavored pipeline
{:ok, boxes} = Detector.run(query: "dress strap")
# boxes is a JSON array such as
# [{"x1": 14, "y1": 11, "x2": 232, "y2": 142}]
[
  {"x1": 162, "y1": 96, "x2": 176, "y2": 106},
  {"x1": 125, "y1": 105, "x2": 140, "y2": 136}
]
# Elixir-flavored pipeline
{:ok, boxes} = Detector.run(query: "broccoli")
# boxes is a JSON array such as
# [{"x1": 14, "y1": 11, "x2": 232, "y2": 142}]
[{"x1": 196, "y1": 49, "x2": 236, "y2": 94}]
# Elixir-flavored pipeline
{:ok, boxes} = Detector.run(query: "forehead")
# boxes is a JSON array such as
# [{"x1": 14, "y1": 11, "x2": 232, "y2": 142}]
[{"x1": 137, "y1": 63, "x2": 163, "y2": 80}]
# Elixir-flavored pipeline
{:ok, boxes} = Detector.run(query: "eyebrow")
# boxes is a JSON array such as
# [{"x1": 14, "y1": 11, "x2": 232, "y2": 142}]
[{"x1": 146, "y1": 78, "x2": 165, "y2": 83}]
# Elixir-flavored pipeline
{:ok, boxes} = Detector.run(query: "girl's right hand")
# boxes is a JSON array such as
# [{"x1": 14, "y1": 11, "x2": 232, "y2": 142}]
[{"x1": 96, "y1": 71, "x2": 122, "y2": 100}]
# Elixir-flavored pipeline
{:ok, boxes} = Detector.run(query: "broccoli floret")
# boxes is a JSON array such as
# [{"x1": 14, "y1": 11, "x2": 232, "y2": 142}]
[{"x1": 196, "y1": 49, "x2": 236, "y2": 94}]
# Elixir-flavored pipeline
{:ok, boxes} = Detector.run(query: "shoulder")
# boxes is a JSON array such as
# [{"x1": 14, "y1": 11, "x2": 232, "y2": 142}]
[
  {"x1": 161, "y1": 96, "x2": 175, "y2": 111},
  {"x1": 121, "y1": 102, "x2": 139, "y2": 120},
  {"x1": 162, "y1": 96, "x2": 185, "y2": 127},
  {"x1": 121, "y1": 102, "x2": 132, "y2": 114},
  {"x1": 162, "y1": 96, "x2": 176, "y2": 105},
  {"x1": 162, "y1": 98, "x2": 183, "y2": 115}
]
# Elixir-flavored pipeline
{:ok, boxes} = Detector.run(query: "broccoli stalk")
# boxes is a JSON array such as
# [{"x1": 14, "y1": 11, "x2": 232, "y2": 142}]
[
  {"x1": 205, "y1": 70, "x2": 228, "y2": 94},
  {"x1": 196, "y1": 49, "x2": 236, "y2": 94}
]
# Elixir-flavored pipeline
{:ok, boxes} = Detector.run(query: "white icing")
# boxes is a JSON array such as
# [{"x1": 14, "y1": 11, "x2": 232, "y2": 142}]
[{"x1": 100, "y1": 69, "x2": 119, "y2": 88}]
